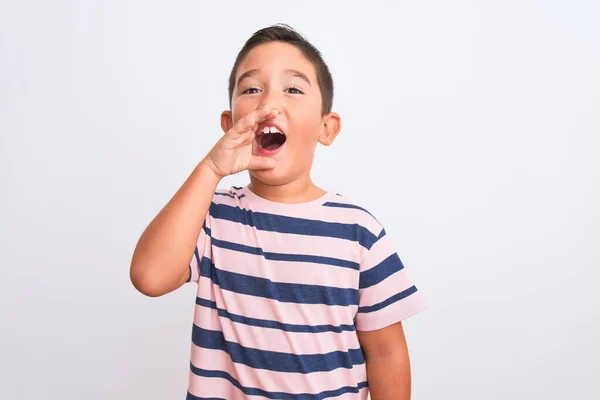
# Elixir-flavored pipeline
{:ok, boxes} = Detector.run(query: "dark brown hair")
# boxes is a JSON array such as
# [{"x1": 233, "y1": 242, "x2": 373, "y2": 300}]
[{"x1": 228, "y1": 24, "x2": 334, "y2": 115}]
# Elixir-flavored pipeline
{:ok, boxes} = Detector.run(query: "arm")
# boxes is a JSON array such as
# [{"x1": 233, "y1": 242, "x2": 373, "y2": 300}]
[
  {"x1": 358, "y1": 322, "x2": 411, "y2": 400},
  {"x1": 130, "y1": 160, "x2": 220, "y2": 297},
  {"x1": 129, "y1": 105, "x2": 279, "y2": 297}
]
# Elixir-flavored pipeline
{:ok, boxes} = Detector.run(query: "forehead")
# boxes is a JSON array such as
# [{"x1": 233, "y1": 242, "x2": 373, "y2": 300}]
[{"x1": 237, "y1": 41, "x2": 317, "y2": 81}]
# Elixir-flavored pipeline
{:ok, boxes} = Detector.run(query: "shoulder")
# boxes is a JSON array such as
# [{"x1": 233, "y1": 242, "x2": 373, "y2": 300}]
[{"x1": 322, "y1": 193, "x2": 385, "y2": 239}]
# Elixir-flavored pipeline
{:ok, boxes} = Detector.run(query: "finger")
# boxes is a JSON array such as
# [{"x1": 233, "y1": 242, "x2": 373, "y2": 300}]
[
  {"x1": 231, "y1": 108, "x2": 279, "y2": 146},
  {"x1": 249, "y1": 104, "x2": 279, "y2": 125},
  {"x1": 229, "y1": 129, "x2": 256, "y2": 147},
  {"x1": 230, "y1": 106, "x2": 279, "y2": 136},
  {"x1": 248, "y1": 155, "x2": 276, "y2": 170},
  {"x1": 241, "y1": 106, "x2": 278, "y2": 132}
]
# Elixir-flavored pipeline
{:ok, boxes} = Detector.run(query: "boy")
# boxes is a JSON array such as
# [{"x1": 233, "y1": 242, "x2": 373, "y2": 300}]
[{"x1": 130, "y1": 24, "x2": 426, "y2": 400}]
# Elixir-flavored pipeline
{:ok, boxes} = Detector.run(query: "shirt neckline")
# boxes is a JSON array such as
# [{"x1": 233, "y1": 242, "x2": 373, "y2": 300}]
[{"x1": 240, "y1": 185, "x2": 336, "y2": 213}]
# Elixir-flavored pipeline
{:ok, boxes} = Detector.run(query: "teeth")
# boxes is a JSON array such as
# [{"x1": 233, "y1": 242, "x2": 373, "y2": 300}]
[{"x1": 261, "y1": 126, "x2": 281, "y2": 135}]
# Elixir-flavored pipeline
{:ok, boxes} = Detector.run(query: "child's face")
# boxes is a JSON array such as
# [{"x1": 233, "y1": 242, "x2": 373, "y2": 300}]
[{"x1": 222, "y1": 41, "x2": 340, "y2": 186}]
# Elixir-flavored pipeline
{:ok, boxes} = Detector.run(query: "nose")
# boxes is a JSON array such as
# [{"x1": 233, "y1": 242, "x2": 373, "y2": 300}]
[{"x1": 258, "y1": 88, "x2": 282, "y2": 112}]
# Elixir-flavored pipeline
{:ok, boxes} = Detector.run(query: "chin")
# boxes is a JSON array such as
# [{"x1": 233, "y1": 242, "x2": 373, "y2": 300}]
[{"x1": 248, "y1": 168, "x2": 294, "y2": 187}]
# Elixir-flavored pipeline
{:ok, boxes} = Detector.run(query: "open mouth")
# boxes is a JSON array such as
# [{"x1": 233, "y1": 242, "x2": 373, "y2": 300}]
[{"x1": 256, "y1": 125, "x2": 287, "y2": 151}]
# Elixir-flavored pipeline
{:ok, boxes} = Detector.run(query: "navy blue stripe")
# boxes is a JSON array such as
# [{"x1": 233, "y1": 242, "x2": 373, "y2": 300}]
[
  {"x1": 357, "y1": 285, "x2": 418, "y2": 314},
  {"x1": 199, "y1": 257, "x2": 359, "y2": 306},
  {"x1": 195, "y1": 297, "x2": 356, "y2": 333},
  {"x1": 186, "y1": 265, "x2": 192, "y2": 283},
  {"x1": 208, "y1": 233, "x2": 359, "y2": 270},
  {"x1": 194, "y1": 246, "x2": 201, "y2": 277},
  {"x1": 359, "y1": 253, "x2": 405, "y2": 289},
  {"x1": 233, "y1": 186, "x2": 243, "y2": 190},
  {"x1": 191, "y1": 326, "x2": 365, "y2": 373},
  {"x1": 209, "y1": 202, "x2": 379, "y2": 249},
  {"x1": 186, "y1": 393, "x2": 224, "y2": 400},
  {"x1": 263, "y1": 250, "x2": 359, "y2": 270},
  {"x1": 189, "y1": 364, "x2": 368, "y2": 400},
  {"x1": 322, "y1": 201, "x2": 376, "y2": 219},
  {"x1": 214, "y1": 192, "x2": 246, "y2": 199},
  {"x1": 376, "y1": 228, "x2": 386, "y2": 241}
]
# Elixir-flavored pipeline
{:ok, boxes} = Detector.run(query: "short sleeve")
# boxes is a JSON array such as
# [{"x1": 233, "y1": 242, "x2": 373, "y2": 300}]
[
  {"x1": 354, "y1": 228, "x2": 426, "y2": 331},
  {"x1": 186, "y1": 210, "x2": 212, "y2": 284}
]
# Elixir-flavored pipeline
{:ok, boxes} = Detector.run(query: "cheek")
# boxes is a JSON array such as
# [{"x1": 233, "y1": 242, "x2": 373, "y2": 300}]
[
  {"x1": 232, "y1": 98, "x2": 259, "y2": 122},
  {"x1": 287, "y1": 117, "x2": 321, "y2": 148},
  {"x1": 286, "y1": 128, "x2": 321, "y2": 159}
]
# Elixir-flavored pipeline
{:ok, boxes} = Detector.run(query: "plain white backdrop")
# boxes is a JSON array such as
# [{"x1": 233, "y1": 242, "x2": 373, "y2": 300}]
[{"x1": 1, "y1": 1, "x2": 599, "y2": 399}]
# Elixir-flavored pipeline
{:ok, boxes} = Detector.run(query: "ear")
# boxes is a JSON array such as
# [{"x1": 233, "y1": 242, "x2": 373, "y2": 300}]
[
  {"x1": 318, "y1": 112, "x2": 341, "y2": 146},
  {"x1": 220, "y1": 110, "x2": 233, "y2": 133}
]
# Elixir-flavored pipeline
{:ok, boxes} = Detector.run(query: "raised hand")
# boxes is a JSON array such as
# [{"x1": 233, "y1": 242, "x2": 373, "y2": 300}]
[{"x1": 204, "y1": 105, "x2": 279, "y2": 179}]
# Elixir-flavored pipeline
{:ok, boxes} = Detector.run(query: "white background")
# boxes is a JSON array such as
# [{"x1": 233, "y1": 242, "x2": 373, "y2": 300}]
[{"x1": 1, "y1": 1, "x2": 599, "y2": 399}]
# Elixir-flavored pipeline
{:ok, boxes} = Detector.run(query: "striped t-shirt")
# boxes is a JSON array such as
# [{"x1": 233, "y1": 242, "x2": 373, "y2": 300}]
[{"x1": 185, "y1": 186, "x2": 426, "y2": 400}]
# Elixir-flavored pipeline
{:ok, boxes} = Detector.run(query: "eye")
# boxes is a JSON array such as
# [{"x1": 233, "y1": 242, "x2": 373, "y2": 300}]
[
  {"x1": 241, "y1": 87, "x2": 260, "y2": 95},
  {"x1": 286, "y1": 86, "x2": 304, "y2": 94}
]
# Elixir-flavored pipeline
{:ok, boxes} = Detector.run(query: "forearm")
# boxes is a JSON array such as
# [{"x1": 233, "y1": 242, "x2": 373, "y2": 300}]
[
  {"x1": 130, "y1": 159, "x2": 220, "y2": 297},
  {"x1": 366, "y1": 352, "x2": 411, "y2": 400}
]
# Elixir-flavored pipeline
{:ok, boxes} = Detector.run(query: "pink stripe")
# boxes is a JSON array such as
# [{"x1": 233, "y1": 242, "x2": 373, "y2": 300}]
[
  {"x1": 199, "y1": 276, "x2": 357, "y2": 327},
  {"x1": 343, "y1": 387, "x2": 370, "y2": 400},
  {"x1": 355, "y1": 290, "x2": 427, "y2": 331},
  {"x1": 211, "y1": 245, "x2": 357, "y2": 288},
  {"x1": 188, "y1": 371, "x2": 246, "y2": 400},
  {"x1": 318, "y1": 205, "x2": 382, "y2": 235},
  {"x1": 188, "y1": 262, "x2": 199, "y2": 283},
  {"x1": 190, "y1": 346, "x2": 367, "y2": 395},
  {"x1": 193, "y1": 302, "x2": 360, "y2": 354},
  {"x1": 209, "y1": 218, "x2": 361, "y2": 264}
]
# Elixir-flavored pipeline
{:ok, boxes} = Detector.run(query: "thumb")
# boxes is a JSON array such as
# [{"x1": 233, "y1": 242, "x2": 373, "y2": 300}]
[{"x1": 248, "y1": 155, "x2": 276, "y2": 170}]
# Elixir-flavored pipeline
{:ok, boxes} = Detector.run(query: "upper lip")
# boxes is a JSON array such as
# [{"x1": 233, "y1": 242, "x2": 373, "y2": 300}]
[{"x1": 256, "y1": 122, "x2": 286, "y2": 136}]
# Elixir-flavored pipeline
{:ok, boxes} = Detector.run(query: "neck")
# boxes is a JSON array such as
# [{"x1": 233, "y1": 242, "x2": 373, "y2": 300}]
[{"x1": 247, "y1": 174, "x2": 326, "y2": 204}]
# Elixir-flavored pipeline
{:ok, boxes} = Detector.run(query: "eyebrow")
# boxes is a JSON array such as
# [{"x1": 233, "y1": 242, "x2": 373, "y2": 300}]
[
  {"x1": 236, "y1": 68, "x2": 313, "y2": 88},
  {"x1": 236, "y1": 69, "x2": 259, "y2": 88},
  {"x1": 284, "y1": 69, "x2": 312, "y2": 87}
]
